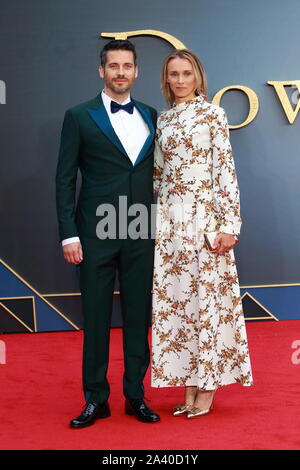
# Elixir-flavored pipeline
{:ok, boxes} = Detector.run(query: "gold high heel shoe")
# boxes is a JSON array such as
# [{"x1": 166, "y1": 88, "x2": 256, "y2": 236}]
[
  {"x1": 186, "y1": 391, "x2": 215, "y2": 419},
  {"x1": 173, "y1": 403, "x2": 194, "y2": 416},
  {"x1": 186, "y1": 403, "x2": 213, "y2": 418}
]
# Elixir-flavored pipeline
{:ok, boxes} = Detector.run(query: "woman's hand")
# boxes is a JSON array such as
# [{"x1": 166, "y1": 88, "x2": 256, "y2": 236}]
[{"x1": 213, "y1": 233, "x2": 236, "y2": 255}]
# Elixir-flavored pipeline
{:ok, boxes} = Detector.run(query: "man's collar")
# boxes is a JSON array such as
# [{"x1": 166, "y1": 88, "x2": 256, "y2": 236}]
[{"x1": 101, "y1": 89, "x2": 131, "y2": 106}]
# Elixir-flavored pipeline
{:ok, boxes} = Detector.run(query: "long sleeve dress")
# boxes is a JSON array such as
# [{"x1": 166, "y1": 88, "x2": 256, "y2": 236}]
[{"x1": 151, "y1": 94, "x2": 253, "y2": 390}]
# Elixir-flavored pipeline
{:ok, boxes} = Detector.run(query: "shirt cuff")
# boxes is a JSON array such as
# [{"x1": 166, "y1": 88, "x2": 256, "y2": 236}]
[{"x1": 61, "y1": 236, "x2": 80, "y2": 246}]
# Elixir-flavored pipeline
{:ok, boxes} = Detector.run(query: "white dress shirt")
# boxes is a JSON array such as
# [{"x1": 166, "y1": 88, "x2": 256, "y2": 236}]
[{"x1": 62, "y1": 90, "x2": 150, "y2": 247}]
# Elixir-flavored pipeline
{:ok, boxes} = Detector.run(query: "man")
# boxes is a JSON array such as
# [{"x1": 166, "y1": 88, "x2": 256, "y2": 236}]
[{"x1": 56, "y1": 40, "x2": 160, "y2": 427}]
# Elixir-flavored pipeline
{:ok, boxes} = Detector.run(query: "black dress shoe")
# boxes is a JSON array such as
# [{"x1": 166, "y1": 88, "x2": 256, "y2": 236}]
[
  {"x1": 125, "y1": 399, "x2": 160, "y2": 423},
  {"x1": 70, "y1": 401, "x2": 110, "y2": 428}
]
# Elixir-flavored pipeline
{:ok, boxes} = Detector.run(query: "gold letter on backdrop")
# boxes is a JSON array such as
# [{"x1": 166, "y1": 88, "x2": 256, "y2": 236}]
[
  {"x1": 101, "y1": 30, "x2": 186, "y2": 49},
  {"x1": 212, "y1": 86, "x2": 259, "y2": 129},
  {"x1": 267, "y1": 80, "x2": 300, "y2": 124}
]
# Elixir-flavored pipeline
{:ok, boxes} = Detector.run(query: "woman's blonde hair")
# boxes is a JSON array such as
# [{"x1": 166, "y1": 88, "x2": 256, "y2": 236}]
[{"x1": 161, "y1": 49, "x2": 208, "y2": 107}]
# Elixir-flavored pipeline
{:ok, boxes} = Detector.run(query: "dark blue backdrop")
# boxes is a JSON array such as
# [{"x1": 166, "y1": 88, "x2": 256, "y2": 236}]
[{"x1": 0, "y1": 0, "x2": 299, "y2": 332}]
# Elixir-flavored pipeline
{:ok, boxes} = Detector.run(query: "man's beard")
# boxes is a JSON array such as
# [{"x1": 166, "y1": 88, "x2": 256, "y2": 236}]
[
  {"x1": 110, "y1": 85, "x2": 131, "y2": 94},
  {"x1": 109, "y1": 78, "x2": 131, "y2": 95}
]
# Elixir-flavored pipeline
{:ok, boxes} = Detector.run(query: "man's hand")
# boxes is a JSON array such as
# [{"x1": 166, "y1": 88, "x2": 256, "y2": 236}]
[
  {"x1": 62, "y1": 242, "x2": 83, "y2": 264},
  {"x1": 214, "y1": 233, "x2": 236, "y2": 255}
]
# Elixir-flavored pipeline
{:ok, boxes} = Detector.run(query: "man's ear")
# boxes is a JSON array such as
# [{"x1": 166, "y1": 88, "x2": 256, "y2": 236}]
[
  {"x1": 135, "y1": 65, "x2": 138, "y2": 79},
  {"x1": 99, "y1": 65, "x2": 104, "y2": 79}
]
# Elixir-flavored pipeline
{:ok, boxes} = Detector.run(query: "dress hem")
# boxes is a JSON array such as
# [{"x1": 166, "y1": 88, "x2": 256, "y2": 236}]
[{"x1": 151, "y1": 380, "x2": 253, "y2": 389}]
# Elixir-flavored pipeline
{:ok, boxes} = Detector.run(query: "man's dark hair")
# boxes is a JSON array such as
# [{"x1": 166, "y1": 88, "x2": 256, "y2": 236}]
[{"x1": 100, "y1": 40, "x2": 137, "y2": 67}]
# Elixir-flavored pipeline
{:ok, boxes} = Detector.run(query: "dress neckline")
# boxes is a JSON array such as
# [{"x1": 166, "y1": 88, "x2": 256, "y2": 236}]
[{"x1": 172, "y1": 94, "x2": 206, "y2": 110}]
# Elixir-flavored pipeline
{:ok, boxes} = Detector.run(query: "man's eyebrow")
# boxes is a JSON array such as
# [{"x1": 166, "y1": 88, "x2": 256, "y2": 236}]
[{"x1": 107, "y1": 62, "x2": 134, "y2": 66}]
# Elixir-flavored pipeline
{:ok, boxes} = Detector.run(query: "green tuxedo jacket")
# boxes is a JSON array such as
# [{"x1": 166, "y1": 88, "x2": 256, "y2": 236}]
[{"x1": 56, "y1": 94, "x2": 157, "y2": 242}]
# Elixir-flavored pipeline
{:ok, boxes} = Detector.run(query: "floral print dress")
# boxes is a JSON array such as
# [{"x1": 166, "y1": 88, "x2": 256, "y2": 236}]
[{"x1": 151, "y1": 94, "x2": 253, "y2": 390}]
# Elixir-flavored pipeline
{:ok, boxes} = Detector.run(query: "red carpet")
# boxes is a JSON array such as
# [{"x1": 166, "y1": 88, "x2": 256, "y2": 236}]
[{"x1": 0, "y1": 320, "x2": 300, "y2": 450}]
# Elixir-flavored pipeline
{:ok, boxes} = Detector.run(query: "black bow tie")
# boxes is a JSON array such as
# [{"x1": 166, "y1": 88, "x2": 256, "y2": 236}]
[{"x1": 110, "y1": 100, "x2": 134, "y2": 114}]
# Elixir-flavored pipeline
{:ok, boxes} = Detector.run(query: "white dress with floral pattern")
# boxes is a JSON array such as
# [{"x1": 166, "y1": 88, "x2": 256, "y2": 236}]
[{"x1": 151, "y1": 95, "x2": 253, "y2": 390}]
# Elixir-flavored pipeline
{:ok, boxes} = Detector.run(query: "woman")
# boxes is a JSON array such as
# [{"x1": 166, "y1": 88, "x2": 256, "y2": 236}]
[{"x1": 151, "y1": 49, "x2": 253, "y2": 418}]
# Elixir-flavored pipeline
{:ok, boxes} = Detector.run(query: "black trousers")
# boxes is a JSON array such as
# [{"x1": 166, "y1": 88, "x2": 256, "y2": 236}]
[{"x1": 79, "y1": 236, "x2": 154, "y2": 404}]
